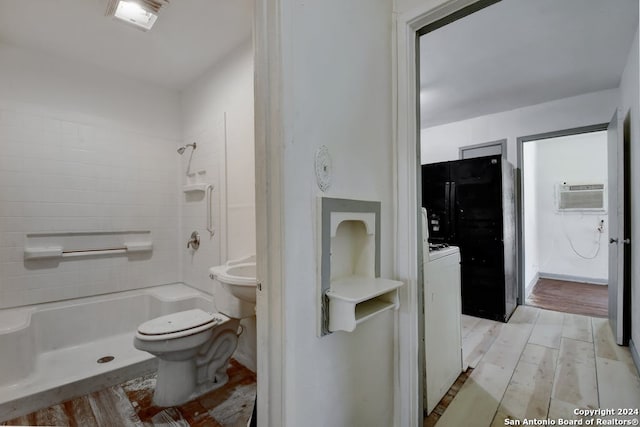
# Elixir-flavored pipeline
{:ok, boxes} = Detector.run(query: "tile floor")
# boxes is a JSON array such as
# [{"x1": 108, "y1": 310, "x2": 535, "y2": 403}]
[
  {"x1": 430, "y1": 306, "x2": 640, "y2": 427},
  {"x1": 1, "y1": 359, "x2": 255, "y2": 427}
]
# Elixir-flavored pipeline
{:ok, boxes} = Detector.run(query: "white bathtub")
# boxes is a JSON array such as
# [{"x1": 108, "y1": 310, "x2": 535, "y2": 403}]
[{"x1": 0, "y1": 283, "x2": 215, "y2": 421}]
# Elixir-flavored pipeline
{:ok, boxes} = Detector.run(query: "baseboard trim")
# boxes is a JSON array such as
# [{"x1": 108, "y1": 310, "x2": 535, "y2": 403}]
[
  {"x1": 525, "y1": 272, "x2": 540, "y2": 298},
  {"x1": 630, "y1": 339, "x2": 640, "y2": 376},
  {"x1": 538, "y1": 272, "x2": 607, "y2": 286}
]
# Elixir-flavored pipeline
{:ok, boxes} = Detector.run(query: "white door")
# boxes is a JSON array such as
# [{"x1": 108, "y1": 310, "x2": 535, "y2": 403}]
[{"x1": 607, "y1": 109, "x2": 625, "y2": 345}]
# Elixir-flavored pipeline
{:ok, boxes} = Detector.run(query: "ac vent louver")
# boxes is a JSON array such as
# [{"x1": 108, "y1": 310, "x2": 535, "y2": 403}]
[{"x1": 557, "y1": 183, "x2": 605, "y2": 212}]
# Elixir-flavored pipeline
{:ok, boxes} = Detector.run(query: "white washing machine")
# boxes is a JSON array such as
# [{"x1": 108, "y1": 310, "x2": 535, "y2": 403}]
[{"x1": 422, "y1": 208, "x2": 463, "y2": 415}]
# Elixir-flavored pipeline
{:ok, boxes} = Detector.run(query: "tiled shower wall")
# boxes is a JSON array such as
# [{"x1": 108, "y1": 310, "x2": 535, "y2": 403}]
[
  {"x1": 0, "y1": 108, "x2": 180, "y2": 308},
  {"x1": 179, "y1": 41, "x2": 256, "y2": 371},
  {"x1": 180, "y1": 41, "x2": 255, "y2": 296}
]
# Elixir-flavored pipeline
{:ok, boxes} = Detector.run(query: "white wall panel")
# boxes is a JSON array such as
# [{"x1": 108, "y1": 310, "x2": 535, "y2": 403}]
[{"x1": 279, "y1": 0, "x2": 395, "y2": 425}]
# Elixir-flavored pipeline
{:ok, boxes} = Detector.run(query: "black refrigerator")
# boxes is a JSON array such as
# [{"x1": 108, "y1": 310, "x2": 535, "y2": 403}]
[{"x1": 422, "y1": 155, "x2": 517, "y2": 322}]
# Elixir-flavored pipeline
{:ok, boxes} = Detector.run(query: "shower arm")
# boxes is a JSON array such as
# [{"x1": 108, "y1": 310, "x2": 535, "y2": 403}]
[{"x1": 177, "y1": 142, "x2": 197, "y2": 155}]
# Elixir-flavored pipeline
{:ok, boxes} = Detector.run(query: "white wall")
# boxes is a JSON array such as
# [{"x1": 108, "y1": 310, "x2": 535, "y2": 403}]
[
  {"x1": 421, "y1": 89, "x2": 619, "y2": 167},
  {"x1": 527, "y1": 133, "x2": 608, "y2": 283},
  {"x1": 619, "y1": 28, "x2": 639, "y2": 357},
  {"x1": 0, "y1": 43, "x2": 181, "y2": 309},
  {"x1": 0, "y1": 43, "x2": 181, "y2": 140},
  {"x1": 276, "y1": 0, "x2": 395, "y2": 425},
  {"x1": 180, "y1": 39, "x2": 256, "y2": 371}
]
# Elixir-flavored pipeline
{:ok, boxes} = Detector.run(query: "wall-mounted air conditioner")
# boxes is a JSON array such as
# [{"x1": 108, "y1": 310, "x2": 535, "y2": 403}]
[{"x1": 556, "y1": 183, "x2": 606, "y2": 212}]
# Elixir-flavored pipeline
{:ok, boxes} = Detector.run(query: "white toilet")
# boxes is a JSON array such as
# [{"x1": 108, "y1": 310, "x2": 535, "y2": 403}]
[{"x1": 134, "y1": 308, "x2": 242, "y2": 407}]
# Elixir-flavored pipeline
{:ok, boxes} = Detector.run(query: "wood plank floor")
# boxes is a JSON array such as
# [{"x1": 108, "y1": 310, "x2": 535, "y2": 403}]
[
  {"x1": 1, "y1": 359, "x2": 255, "y2": 427},
  {"x1": 426, "y1": 306, "x2": 640, "y2": 427},
  {"x1": 526, "y1": 278, "x2": 608, "y2": 317}
]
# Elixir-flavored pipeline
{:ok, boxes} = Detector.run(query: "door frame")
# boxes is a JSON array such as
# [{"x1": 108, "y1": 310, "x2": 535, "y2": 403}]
[
  {"x1": 394, "y1": 0, "x2": 500, "y2": 424},
  {"x1": 608, "y1": 109, "x2": 632, "y2": 345},
  {"x1": 515, "y1": 123, "x2": 608, "y2": 307},
  {"x1": 254, "y1": 0, "x2": 286, "y2": 425}
]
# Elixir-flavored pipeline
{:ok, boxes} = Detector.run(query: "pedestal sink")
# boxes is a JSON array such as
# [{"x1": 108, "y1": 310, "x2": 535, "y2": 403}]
[{"x1": 209, "y1": 255, "x2": 257, "y2": 303}]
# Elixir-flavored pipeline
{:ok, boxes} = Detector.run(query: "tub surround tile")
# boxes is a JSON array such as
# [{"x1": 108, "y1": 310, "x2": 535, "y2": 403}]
[{"x1": 0, "y1": 108, "x2": 180, "y2": 310}]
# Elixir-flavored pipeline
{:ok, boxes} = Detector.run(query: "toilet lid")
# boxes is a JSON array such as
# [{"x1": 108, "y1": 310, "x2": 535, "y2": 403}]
[{"x1": 138, "y1": 309, "x2": 220, "y2": 336}]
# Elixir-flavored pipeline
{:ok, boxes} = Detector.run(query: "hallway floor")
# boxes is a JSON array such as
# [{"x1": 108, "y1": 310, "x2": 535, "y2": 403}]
[
  {"x1": 428, "y1": 306, "x2": 640, "y2": 427},
  {"x1": 526, "y1": 278, "x2": 608, "y2": 317},
  {"x1": 1, "y1": 359, "x2": 255, "y2": 427}
]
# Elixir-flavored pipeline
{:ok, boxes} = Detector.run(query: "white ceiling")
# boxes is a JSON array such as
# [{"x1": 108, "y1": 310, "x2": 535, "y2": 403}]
[
  {"x1": 420, "y1": 0, "x2": 639, "y2": 128},
  {"x1": 0, "y1": 0, "x2": 252, "y2": 90}
]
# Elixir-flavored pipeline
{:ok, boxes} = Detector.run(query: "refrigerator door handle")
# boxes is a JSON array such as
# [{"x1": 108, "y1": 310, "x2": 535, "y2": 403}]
[
  {"x1": 449, "y1": 181, "x2": 456, "y2": 242},
  {"x1": 444, "y1": 182, "x2": 450, "y2": 217}
]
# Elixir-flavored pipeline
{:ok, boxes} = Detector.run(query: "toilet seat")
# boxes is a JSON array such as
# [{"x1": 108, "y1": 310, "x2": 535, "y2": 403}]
[{"x1": 136, "y1": 309, "x2": 230, "y2": 341}]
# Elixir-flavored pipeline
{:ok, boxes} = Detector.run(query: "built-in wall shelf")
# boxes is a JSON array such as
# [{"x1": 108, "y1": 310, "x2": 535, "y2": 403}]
[
  {"x1": 318, "y1": 197, "x2": 404, "y2": 336},
  {"x1": 182, "y1": 184, "x2": 215, "y2": 235},
  {"x1": 326, "y1": 276, "x2": 403, "y2": 333}
]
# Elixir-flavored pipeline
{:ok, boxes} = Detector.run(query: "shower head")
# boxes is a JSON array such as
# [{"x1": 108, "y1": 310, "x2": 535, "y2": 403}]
[{"x1": 177, "y1": 142, "x2": 197, "y2": 155}]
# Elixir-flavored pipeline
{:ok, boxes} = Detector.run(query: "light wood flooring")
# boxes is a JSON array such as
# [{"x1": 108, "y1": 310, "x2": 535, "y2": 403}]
[
  {"x1": 526, "y1": 278, "x2": 608, "y2": 318},
  {"x1": 426, "y1": 306, "x2": 640, "y2": 427},
  {"x1": 1, "y1": 359, "x2": 255, "y2": 427}
]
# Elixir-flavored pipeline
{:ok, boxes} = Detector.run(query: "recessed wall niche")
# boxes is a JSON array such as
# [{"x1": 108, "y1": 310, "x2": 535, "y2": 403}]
[{"x1": 318, "y1": 198, "x2": 403, "y2": 336}]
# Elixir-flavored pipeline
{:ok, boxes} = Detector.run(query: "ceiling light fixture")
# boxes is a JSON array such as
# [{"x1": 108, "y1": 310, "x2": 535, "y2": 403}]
[{"x1": 105, "y1": 0, "x2": 169, "y2": 31}]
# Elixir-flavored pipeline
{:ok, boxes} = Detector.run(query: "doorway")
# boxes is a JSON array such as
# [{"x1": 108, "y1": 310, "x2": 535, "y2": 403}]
[
  {"x1": 519, "y1": 126, "x2": 609, "y2": 318},
  {"x1": 396, "y1": 0, "x2": 638, "y2": 422}
]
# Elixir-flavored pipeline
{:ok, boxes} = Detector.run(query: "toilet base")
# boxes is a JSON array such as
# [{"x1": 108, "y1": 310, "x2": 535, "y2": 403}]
[
  {"x1": 153, "y1": 359, "x2": 198, "y2": 407},
  {"x1": 148, "y1": 319, "x2": 241, "y2": 407},
  {"x1": 151, "y1": 353, "x2": 236, "y2": 407}
]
